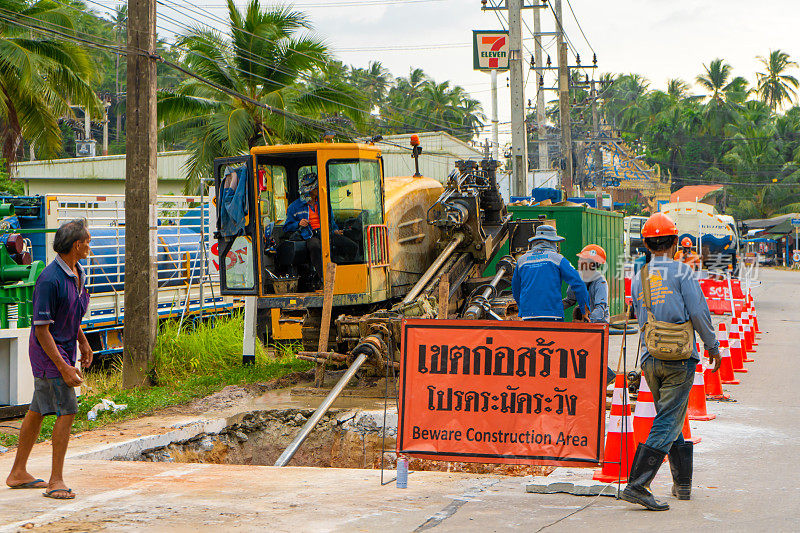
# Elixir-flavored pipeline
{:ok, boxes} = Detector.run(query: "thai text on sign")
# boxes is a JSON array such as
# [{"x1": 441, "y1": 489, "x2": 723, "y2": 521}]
[{"x1": 397, "y1": 320, "x2": 608, "y2": 466}]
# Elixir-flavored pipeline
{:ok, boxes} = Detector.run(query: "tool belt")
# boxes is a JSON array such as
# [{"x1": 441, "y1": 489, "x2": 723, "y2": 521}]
[{"x1": 640, "y1": 264, "x2": 694, "y2": 361}]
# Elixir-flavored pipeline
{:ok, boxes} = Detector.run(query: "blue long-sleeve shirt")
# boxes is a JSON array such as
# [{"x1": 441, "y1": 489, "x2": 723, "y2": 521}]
[
  {"x1": 564, "y1": 275, "x2": 610, "y2": 323},
  {"x1": 283, "y1": 198, "x2": 337, "y2": 239},
  {"x1": 631, "y1": 256, "x2": 720, "y2": 362},
  {"x1": 512, "y1": 242, "x2": 590, "y2": 320}
]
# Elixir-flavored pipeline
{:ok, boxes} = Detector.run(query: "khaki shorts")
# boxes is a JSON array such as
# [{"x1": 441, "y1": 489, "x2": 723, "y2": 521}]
[{"x1": 29, "y1": 376, "x2": 78, "y2": 417}]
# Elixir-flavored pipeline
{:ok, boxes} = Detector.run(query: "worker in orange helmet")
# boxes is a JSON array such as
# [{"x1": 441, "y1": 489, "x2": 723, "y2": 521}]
[
  {"x1": 621, "y1": 212, "x2": 720, "y2": 512},
  {"x1": 564, "y1": 244, "x2": 609, "y2": 324},
  {"x1": 674, "y1": 237, "x2": 702, "y2": 271},
  {"x1": 563, "y1": 244, "x2": 616, "y2": 386}
]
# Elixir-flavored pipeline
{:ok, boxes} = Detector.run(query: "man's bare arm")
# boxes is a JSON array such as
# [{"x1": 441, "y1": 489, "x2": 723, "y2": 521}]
[{"x1": 35, "y1": 324, "x2": 83, "y2": 387}]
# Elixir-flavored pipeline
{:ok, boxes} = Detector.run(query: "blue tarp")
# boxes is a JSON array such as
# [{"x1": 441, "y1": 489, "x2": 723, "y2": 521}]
[
  {"x1": 85, "y1": 213, "x2": 206, "y2": 293},
  {"x1": 219, "y1": 166, "x2": 248, "y2": 237}
]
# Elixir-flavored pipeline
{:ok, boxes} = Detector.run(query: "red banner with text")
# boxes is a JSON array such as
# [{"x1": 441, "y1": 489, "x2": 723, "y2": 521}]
[
  {"x1": 397, "y1": 320, "x2": 608, "y2": 467},
  {"x1": 699, "y1": 279, "x2": 745, "y2": 314}
]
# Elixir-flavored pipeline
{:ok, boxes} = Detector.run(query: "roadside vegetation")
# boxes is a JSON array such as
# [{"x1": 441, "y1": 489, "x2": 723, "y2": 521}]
[{"x1": 0, "y1": 314, "x2": 311, "y2": 449}]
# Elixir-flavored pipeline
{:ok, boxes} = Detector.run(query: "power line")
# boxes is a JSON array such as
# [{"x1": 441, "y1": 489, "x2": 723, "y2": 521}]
[{"x1": 564, "y1": 0, "x2": 594, "y2": 54}]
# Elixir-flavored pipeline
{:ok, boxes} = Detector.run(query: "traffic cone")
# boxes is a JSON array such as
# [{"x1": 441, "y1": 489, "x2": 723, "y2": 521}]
[
  {"x1": 682, "y1": 414, "x2": 701, "y2": 444},
  {"x1": 737, "y1": 311, "x2": 755, "y2": 362},
  {"x1": 717, "y1": 322, "x2": 740, "y2": 385},
  {"x1": 728, "y1": 319, "x2": 749, "y2": 372},
  {"x1": 633, "y1": 375, "x2": 657, "y2": 444},
  {"x1": 749, "y1": 294, "x2": 762, "y2": 335},
  {"x1": 687, "y1": 363, "x2": 716, "y2": 421},
  {"x1": 594, "y1": 374, "x2": 637, "y2": 483},
  {"x1": 742, "y1": 307, "x2": 758, "y2": 352},
  {"x1": 699, "y1": 342, "x2": 729, "y2": 400}
]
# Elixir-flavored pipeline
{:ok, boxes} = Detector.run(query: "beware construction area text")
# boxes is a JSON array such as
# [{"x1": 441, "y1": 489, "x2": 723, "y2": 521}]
[{"x1": 397, "y1": 320, "x2": 608, "y2": 466}]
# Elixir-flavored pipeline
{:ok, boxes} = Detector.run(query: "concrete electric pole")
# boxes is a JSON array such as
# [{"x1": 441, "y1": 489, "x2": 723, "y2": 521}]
[
  {"x1": 591, "y1": 79, "x2": 602, "y2": 183},
  {"x1": 507, "y1": 0, "x2": 529, "y2": 197},
  {"x1": 533, "y1": 2, "x2": 548, "y2": 173},
  {"x1": 554, "y1": 0, "x2": 573, "y2": 197},
  {"x1": 490, "y1": 69, "x2": 499, "y2": 160},
  {"x1": 122, "y1": 0, "x2": 158, "y2": 388}
]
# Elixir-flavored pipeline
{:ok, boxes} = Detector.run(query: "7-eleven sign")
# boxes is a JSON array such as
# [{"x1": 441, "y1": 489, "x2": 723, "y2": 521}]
[{"x1": 473, "y1": 30, "x2": 509, "y2": 71}]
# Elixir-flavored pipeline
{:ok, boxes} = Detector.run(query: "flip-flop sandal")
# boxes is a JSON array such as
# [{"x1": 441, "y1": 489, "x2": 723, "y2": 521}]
[
  {"x1": 10, "y1": 479, "x2": 47, "y2": 489},
  {"x1": 43, "y1": 488, "x2": 74, "y2": 500}
]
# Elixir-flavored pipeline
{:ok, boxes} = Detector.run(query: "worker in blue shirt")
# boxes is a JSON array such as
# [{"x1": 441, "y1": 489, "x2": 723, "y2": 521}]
[
  {"x1": 512, "y1": 225, "x2": 589, "y2": 321},
  {"x1": 621, "y1": 212, "x2": 721, "y2": 512},
  {"x1": 278, "y1": 172, "x2": 357, "y2": 286}
]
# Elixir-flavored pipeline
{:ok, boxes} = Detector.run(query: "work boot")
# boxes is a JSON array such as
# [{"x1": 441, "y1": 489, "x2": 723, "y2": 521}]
[
  {"x1": 621, "y1": 443, "x2": 670, "y2": 511},
  {"x1": 668, "y1": 441, "x2": 693, "y2": 500}
]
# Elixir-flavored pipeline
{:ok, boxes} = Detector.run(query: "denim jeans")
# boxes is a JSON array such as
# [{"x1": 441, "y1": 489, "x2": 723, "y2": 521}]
[{"x1": 640, "y1": 358, "x2": 698, "y2": 453}]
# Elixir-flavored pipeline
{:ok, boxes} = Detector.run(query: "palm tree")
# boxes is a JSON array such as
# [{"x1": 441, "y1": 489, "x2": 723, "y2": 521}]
[
  {"x1": 349, "y1": 61, "x2": 390, "y2": 111},
  {"x1": 666, "y1": 78, "x2": 690, "y2": 100},
  {"x1": 158, "y1": 0, "x2": 363, "y2": 191},
  {"x1": 756, "y1": 50, "x2": 799, "y2": 111},
  {"x1": 696, "y1": 59, "x2": 748, "y2": 104},
  {"x1": 0, "y1": 0, "x2": 100, "y2": 169},
  {"x1": 696, "y1": 59, "x2": 748, "y2": 143}
]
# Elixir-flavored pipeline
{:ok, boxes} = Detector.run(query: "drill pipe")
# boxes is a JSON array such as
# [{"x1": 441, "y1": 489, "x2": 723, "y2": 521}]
[
  {"x1": 274, "y1": 335, "x2": 383, "y2": 467},
  {"x1": 401, "y1": 233, "x2": 465, "y2": 305},
  {"x1": 462, "y1": 256, "x2": 515, "y2": 320}
]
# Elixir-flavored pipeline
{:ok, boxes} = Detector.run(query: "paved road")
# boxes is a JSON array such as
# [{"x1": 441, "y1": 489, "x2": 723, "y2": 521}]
[{"x1": 0, "y1": 268, "x2": 797, "y2": 532}]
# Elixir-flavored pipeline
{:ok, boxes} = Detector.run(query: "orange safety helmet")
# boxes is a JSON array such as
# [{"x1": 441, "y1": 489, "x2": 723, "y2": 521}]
[
  {"x1": 681, "y1": 237, "x2": 693, "y2": 248},
  {"x1": 577, "y1": 244, "x2": 607, "y2": 264},
  {"x1": 641, "y1": 212, "x2": 678, "y2": 238}
]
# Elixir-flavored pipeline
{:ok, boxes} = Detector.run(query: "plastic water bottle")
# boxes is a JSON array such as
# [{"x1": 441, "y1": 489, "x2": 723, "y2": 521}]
[{"x1": 396, "y1": 456, "x2": 409, "y2": 489}]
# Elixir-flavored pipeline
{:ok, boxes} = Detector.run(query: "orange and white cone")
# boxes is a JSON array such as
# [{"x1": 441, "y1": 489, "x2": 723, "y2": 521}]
[
  {"x1": 717, "y1": 322, "x2": 740, "y2": 385},
  {"x1": 594, "y1": 374, "x2": 637, "y2": 483},
  {"x1": 688, "y1": 360, "x2": 716, "y2": 421},
  {"x1": 633, "y1": 375, "x2": 657, "y2": 444},
  {"x1": 741, "y1": 307, "x2": 756, "y2": 354},
  {"x1": 749, "y1": 294, "x2": 762, "y2": 335},
  {"x1": 699, "y1": 341, "x2": 728, "y2": 400},
  {"x1": 682, "y1": 413, "x2": 701, "y2": 444},
  {"x1": 728, "y1": 318, "x2": 749, "y2": 372}
]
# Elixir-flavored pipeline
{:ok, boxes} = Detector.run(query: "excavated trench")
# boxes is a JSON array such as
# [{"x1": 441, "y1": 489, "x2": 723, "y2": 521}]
[{"x1": 80, "y1": 408, "x2": 552, "y2": 477}]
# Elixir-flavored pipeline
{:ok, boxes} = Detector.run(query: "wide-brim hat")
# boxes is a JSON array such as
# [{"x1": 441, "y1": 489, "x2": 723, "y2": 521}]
[{"x1": 528, "y1": 224, "x2": 564, "y2": 243}]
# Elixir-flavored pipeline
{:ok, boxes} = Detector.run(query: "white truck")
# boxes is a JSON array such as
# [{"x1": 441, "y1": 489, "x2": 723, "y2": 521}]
[{"x1": 2, "y1": 193, "x2": 241, "y2": 358}]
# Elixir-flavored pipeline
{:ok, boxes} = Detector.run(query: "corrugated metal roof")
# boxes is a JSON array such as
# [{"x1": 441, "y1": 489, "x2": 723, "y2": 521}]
[{"x1": 670, "y1": 185, "x2": 723, "y2": 203}]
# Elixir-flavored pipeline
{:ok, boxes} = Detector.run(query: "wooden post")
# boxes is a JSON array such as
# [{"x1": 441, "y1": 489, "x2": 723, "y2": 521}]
[
  {"x1": 122, "y1": 0, "x2": 157, "y2": 388},
  {"x1": 438, "y1": 274, "x2": 449, "y2": 319},
  {"x1": 315, "y1": 262, "x2": 336, "y2": 388}
]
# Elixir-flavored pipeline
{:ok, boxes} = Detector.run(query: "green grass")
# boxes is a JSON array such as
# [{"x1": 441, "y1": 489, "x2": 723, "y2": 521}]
[{"x1": 2, "y1": 313, "x2": 311, "y2": 447}]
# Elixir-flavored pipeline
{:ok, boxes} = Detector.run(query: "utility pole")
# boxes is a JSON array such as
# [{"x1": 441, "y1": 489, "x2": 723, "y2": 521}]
[
  {"x1": 591, "y1": 78, "x2": 602, "y2": 204},
  {"x1": 84, "y1": 108, "x2": 90, "y2": 140},
  {"x1": 533, "y1": 1, "x2": 548, "y2": 172},
  {"x1": 490, "y1": 69, "x2": 499, "y2": 160},
  {"x1": 554, "y1": 0, "x2": 573, "y2": 197},
  {"x1": 508, "y1": 0, "x2": 528, "y2": 197},
  {"x1": 122, "y1": 0, "x2": 158, "y2": 388},
  {"x1": 102, "y1": 97, "x2": 111, "y2": 156}
]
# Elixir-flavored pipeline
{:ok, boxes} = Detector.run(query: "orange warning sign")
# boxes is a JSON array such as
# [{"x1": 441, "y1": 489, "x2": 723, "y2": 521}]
[{"x1": 397, "y1": 319, "x2": 608, "y2": 466}]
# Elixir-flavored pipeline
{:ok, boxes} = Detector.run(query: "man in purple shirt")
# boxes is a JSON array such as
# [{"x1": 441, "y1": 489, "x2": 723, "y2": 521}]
[{"x1": 5, "y1": 219, "x2": 92, "y2": 500}]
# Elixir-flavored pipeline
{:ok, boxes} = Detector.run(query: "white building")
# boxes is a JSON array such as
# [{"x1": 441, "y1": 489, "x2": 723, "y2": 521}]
[{"x1": 13, "y1": 131, "x2": 484, "y2": 196}]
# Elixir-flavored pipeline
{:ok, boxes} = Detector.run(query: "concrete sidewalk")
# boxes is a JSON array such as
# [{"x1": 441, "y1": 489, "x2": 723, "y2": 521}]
[{"x1": 1, "y1": 268, "x2": 798, "y2": 532}]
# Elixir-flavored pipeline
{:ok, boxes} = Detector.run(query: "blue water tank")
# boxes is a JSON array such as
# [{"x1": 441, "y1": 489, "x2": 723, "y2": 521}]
[{"x1": 531, "y1": 188, "x2": 562, "y2": 203}]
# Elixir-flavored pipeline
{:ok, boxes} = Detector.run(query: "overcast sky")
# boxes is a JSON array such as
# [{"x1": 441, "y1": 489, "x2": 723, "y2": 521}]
[{"x1": 145, "y1": 0, "x2": 800, "y2": 146}]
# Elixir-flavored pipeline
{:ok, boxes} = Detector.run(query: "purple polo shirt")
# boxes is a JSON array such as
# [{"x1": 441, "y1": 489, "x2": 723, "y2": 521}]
[{"x1": 29, "y1": 256, "x2": 89, "y2": 378}]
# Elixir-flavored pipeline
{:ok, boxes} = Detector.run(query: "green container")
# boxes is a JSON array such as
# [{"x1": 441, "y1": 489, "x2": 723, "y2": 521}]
[{"x1": 489, "y1": 205, "x2": 625, "y2": 319}]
